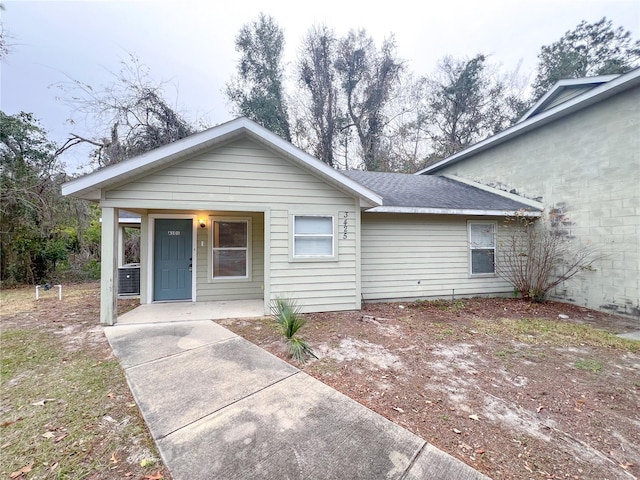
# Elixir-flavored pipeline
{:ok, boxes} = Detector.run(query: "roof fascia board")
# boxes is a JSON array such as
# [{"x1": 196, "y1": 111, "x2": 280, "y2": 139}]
[
  {"x1": 416, "y1": 68, "x2": 640, "y2": 175},
  {"x1": 441, "y1": 174, "x2": 544, "y2": 210},
  {"x1": 365, "y1": 206, "x2": 541, "y2": 217}
]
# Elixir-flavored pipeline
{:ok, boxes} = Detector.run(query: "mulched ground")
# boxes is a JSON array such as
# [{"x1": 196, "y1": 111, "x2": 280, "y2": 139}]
[{"x1": 222, "y1": 298, "x2": 640, "y2": 480}]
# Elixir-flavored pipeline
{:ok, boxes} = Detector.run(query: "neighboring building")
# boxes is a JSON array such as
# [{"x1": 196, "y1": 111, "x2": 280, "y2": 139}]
[
  {"x1": 62, "y1": 118, "x2": 539, "y2": 325},
  {"x1": 417, "y1": 68, "x2": 640, "y2": 318}
]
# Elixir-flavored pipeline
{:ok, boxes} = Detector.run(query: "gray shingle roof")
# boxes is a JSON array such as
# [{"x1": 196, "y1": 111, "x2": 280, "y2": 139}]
[{"x1": 341, "y1": 171, "x2": 536, "y2": 212}]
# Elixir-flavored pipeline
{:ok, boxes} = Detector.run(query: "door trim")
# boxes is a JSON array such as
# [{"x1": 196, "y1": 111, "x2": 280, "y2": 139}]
[{"x1": 147, "y1": 214, "x2": 197, "y2": 303}]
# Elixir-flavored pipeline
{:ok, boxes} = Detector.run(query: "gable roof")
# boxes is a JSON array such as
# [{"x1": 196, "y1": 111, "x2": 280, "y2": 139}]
[
  {"x1": 342, "y1": 171, "x2": 540, "y2": 216},
  {"x1": 416, "y1": 67, "x2": 640, "y2": 175},
  {"x1": 518, "y1": 74, "x2": 620, "y2": 122},
  {"x1": 62, "y1": 117, "x2": 383, "y2": 206}
]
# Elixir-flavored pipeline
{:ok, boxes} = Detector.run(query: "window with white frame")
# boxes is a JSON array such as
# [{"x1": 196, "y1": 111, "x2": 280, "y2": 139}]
[
  {"x1": 468, "y1": 221, "x2": 496, "y2": 275},
  {"x1": 212, "y1": 219, "x2": 250, "y2": 278},
  {"x1": 293, "y1": 215, "x2": 334, "y2": 257}
]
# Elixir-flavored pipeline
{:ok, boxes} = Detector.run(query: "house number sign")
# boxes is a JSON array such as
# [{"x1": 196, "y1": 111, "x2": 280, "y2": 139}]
[
  {"x1": 341, "y1": 211, "x2": 351, "y2": 239},
  {"x1": 168, "y1": 231, "x2": 181, "y2": 236}
]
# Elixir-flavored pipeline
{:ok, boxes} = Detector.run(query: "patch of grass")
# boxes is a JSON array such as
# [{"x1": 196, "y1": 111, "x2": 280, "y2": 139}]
[
  {"x1": 422, "y1": 299, "x2": 465, "y2": 312},
  {"x1": 495, "y1": 349, "x2": 516, "y2": 359},
  {"x1": 574, "y1": 358, "x2": 603, "y2": 373},
  {"x1": 434, "y1": 326, "x2": 456, "y2": 340},
  {"x1": 473, "y1": 317, "x2": 638, "y2": 352},
  {"x1": 0, "y1": 326, "x2": 159, "y2": 478}
]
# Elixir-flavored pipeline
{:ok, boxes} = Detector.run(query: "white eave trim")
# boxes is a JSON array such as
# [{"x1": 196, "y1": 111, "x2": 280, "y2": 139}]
[
  {"x1": 61, "y1": 117, "x2": 383, "y2": 206},
  {"x1": 416, "y1": 67, "x2": 640, "y2": 175},
  {"x1": 365, "y1": 206, "x2": 541, "y2": 217}
]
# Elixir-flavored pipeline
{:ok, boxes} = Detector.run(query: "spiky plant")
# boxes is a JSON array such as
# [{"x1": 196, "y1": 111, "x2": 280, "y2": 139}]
[{"x1": 271, "y1": 297, "x2": 317, "y2": 363}]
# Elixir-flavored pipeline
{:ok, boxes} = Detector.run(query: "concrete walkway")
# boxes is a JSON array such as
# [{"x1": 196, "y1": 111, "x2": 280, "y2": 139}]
[
  {"x1": 618, "y1": 331, "x2": 640, "y2": 341},
  {"x1": 104, "y1": 320, "x2": 489, "y2": 479}
]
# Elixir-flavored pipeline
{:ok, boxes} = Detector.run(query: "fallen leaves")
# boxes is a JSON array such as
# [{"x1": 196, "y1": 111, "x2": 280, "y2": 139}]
[
  {"x1": 468, "y1": 414, "x2": 480, "y2": 421},
  {"x1": 143, "y1": 472, "x2": 164, "y2": 480},
  {"x1": 2, "y1": 417, "x2": 23, "y2": 428},
  {"x1": 10, "y1": 464, "x2": 32, "y2": 478}
]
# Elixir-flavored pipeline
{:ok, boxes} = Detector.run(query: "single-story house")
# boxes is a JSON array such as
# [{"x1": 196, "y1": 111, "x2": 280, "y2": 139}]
[
  {"x1": 62, "y1": 117, "x2": 540, "y2": 325},
  {"x1": 417, "y1": 67, "x2": 640, "y2": 318}
]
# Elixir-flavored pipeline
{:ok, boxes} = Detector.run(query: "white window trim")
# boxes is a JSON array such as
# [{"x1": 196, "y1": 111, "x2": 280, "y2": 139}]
[
  {"x1": 210, "y1": 216, "x2": 252, "y2": 281},
  {"x1": 290, "y1": 214, "x2": 337, "y2": 262},
  {"x1": 467, "y1": 220, "x2": 497, "y2": 277}
]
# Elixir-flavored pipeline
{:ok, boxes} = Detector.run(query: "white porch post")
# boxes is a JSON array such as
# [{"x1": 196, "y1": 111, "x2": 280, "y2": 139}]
[
  {"x1": 117, "y1": 224, "x2": 125, "y2": 267},
  {"x1": 100, "y1": 207, "x2": 119, "y2": 325}
]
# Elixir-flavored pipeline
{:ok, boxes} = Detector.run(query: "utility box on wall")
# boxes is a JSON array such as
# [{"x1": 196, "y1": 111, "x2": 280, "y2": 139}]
[{"x1": 118, "y1": 263, "x2": 140, "y2": 296}]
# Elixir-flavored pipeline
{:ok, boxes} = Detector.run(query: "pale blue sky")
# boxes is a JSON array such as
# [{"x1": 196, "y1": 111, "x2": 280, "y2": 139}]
[{"x1": 1, "y1": 0, "x2": 638, "y2": 172}]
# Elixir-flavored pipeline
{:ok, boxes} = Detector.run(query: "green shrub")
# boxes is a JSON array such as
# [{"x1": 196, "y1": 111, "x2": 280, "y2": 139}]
[
  {"x1": 271, "y1": 297, "x2": 317, "y2": 363},
  {"x1": 82, "y1": 259, "x2": 101, "y2": 279}
]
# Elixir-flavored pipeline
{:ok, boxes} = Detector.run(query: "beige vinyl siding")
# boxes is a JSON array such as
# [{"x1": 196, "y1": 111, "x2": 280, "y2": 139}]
[
  {"x1": 361, "y1": 213, "x2": 513, "y2": 301},
  {"x1": 195, "y1": 212, "x2": 264, "y2": 302},
  {"x1": 104, "y1": 138, "x2": 353, "y2": 207},
  {"x1": 106, "y1": 138, "x2": 360, "y2": 313},
  {"x1": 268, "y1": 207, "x2": 359, "y2": 313}
]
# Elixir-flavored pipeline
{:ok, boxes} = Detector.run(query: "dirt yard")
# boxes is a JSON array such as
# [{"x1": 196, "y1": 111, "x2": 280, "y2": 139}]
[
  {"x1": 222, "y1": 298, "x2": 640, "y2": 480},
  {"x1": 2, "y1": 283, "x2": 638, "y2": 480}
]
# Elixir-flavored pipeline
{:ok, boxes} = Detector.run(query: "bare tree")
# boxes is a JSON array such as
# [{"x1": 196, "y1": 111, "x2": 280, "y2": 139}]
[
  {"x1": 297, "y1": 24, "x2": 340, "y2": 167},
  {"x1": 424, "y1": 54, "x2": 525, "y2": 162},
  {"x1": 55, "y1": 54, "x2": 195, "y2": 168},
  {"x1": 335, "y1": 30, "x2": 403, "y2": 171},
  {"x1": 497, "y1": 215, "x2": 602, "y2": 302},
  {"x1": 379, "y1": 73, "x2": 431, "y2": 173}
]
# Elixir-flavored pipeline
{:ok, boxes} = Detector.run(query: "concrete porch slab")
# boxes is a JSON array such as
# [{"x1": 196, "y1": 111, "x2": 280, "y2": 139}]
[
  {"x1": 117, "y1": 299, "x2": 265, "y2": 324},
  {"x1": 104, "y1": 320, "x2": 236, "y2": 368}
]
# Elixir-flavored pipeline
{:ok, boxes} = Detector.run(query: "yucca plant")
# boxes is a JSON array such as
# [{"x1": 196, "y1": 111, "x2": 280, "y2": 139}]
[{"x1": 271, "y1": 297, "x2": 317, "y2": 363}]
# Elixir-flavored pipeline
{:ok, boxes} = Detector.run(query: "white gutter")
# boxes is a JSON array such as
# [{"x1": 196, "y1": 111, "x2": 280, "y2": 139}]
[{"x1": 365, "y1": 206, "x2": 541, "y2": 217}]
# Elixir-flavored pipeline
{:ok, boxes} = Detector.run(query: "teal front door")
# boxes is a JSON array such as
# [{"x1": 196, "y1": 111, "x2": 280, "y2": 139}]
[{"x1": 154, "y1": 219, "x2": 193, "y2": 301}]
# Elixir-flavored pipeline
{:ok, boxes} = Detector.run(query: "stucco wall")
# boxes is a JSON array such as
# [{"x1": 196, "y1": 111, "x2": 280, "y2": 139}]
[{"x1": 436, "y1": 87, "x2": 640, "y2": 317}]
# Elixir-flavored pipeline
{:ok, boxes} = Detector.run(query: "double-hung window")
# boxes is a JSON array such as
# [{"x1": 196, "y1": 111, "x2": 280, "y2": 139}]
[
  {"x1": 293, "y1": 215, "x2": 334, "y2": 258},
  {"x1": 468, "y1": 221, "x2": 496, "y2": 275},
  {"x1": 212, "y1": 219, "x2": 250, "y2": 279}
]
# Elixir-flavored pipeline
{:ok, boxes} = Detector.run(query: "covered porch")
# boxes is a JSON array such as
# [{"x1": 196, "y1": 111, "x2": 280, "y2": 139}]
[{"x1": 100, "y1": 207, "x2": 267, "y2": 325}]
